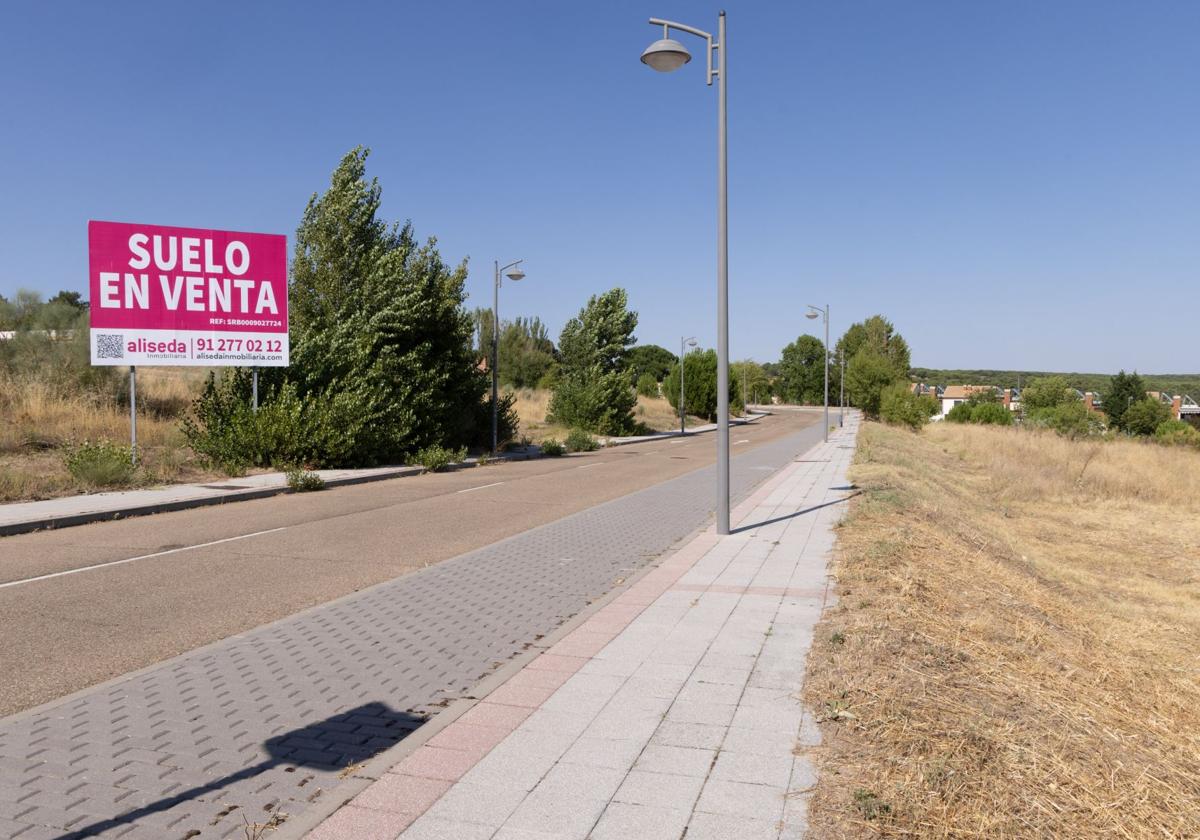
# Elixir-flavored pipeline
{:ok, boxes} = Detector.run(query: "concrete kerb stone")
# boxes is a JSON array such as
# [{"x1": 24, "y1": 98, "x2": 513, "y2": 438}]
[
  {"x1": 294, "y1": 423, "x2": 838, "y2": 838},
  {"x1": 0, "y1": 450, "x2": 541, "y2": 538}
]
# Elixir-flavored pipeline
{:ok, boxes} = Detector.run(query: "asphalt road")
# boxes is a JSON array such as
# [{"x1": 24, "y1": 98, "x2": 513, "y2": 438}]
[{"x1": 0, "y1": 410, "x2": 820, "y2": 718}]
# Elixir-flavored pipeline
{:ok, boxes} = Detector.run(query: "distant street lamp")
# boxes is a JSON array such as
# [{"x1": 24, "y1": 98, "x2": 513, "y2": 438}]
[
  {"x1": 492, "y1": 259, "x2": 525, "y2": 454},
  {"x1": 680, "y1": 336, "x2": 698, "y2": 435},
  {"x1": 806, "y1": 304, "x2": 830, "y2": 442},
  {"x1": 641, "y1": 11, "x2": 730, "y2": 534}
]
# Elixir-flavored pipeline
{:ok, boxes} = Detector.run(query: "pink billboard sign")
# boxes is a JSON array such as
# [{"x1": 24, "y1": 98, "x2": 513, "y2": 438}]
[{"x1": 88, "y1": 220, "x2": 289, "y2": 366}]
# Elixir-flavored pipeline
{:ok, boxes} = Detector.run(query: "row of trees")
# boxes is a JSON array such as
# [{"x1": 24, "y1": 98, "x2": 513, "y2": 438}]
[{"x1": 774, "y1": 314, "x2": 913, "y2": 419}]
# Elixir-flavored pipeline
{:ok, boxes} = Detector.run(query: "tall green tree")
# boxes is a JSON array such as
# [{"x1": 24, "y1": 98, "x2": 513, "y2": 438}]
[
  {"x1": 732, "y1": 360, "x2": 771, "y2": 406},
  {"x1": 281, "y1": 146, "x2": 486, "y2": 463},
  {"x1": 627, "y1": 344, "x2": 678, "y2": 384},
  {"x1": 846, "y1": 350, "x2": 902, "y2": 418},
  {"x1": 549, "y1": 288, "x2": 639, "y2": 434},
  {"x1": 494, "y1": 316, "x2": 556, "y2": 388},
  {"x1": 777, "y1": 334, "x2": 826, "y2": 404},
  {"x1": 663, "y1": 348, "x2": 740, "y2": 421},
  {"x1": 836, "y1": 315, "x2": 911, "y2": 379},
  {"x1": 1103, "y1": 370, "x2": 1146, "y2": 432}
]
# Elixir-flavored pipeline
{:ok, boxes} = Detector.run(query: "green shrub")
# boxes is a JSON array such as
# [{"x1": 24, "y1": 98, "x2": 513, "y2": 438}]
[
  {"x1": 1123, "y1": 397, "x2": 1172, "y2": 436},
  {"x1": 944, "y1": 402, "x2": 973, "y2": 423},
  {"x1": 879, "y1": 384, "x2": 937, "y2": 431},
  {"x1": 635, "y1": 372, "x2": 659, "y2": 398},
  {"x1": 969, "y1": 402, "x2": 1014, "y2": 426},
  {"x1": 566, "y1": 428, "x2": 600, "y2": 452},
  {"x1": 1025, "y1": 402, "x2": 1102, "y2": 439},
  {"x1": 64, "y1": 440, "x2": 137, "y2": 489},
  {"x1": 408, "y1": 445, "x2": 467, "y2": 472},
  {"x1": 1154, "y1": 419, "x2": 1200, "y2": 449},
  {"x1": 472, "y1": 392, "x2": 520, "y2": 450},
  {"x1": 285, "y1": 467, "x2": 325, "y2": 492},
  {"x1": 540, "y1": 438, "x2": 566, "y2": 457}
]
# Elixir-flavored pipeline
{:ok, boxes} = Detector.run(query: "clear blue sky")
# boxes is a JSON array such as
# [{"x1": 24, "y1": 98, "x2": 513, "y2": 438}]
[{"x1": 2, "y1": 1, "x2": 1197, "y2": 372}]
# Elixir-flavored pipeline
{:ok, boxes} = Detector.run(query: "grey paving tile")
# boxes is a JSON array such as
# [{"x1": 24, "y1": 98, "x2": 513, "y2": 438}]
[
  {"x1": 650, "y1": 722, "x2": 726, "y2": 751},
  {"x1": 711, "y1": 750, "x2": 794, "y2": 788},
  {"x1": 590, "y1": 801, "x2": 689, "y2": 840},
  {"x1": 685, "y1": 810, "x2": 780, "y2": 839},
  {"x1": 695, "y1": 778, "x2": 788, "y2": 822},
  {"x1": 612, "y1": 769, "x2": 705, "y2": 810},
  {"x1": 632, "y1": 744, "x2": 715, "y2": 778},
  {"x1": 421, "y1": 781, "x2": 528, "y2": 827}
]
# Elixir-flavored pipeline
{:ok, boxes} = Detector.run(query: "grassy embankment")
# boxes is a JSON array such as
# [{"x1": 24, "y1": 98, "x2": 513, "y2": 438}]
[
  {"x1": 0, "y1": 367, "x2": 222, "y2": 501},
  {"x1": 803, "y1": 421, "x2": 1200, "y2": 838}
]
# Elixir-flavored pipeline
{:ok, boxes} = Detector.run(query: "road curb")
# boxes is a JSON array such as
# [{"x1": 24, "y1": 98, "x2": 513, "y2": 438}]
[{"x1": 0, "y1": 452, "x2": 540, "y2": 538}]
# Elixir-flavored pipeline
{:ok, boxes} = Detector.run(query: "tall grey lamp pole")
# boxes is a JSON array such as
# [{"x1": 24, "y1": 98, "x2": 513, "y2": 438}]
[
  {"x1": 680, "y1": 336, "x2": 697, "y2": 435},
  {"x1": 492, "y1": 259, "x2": 525, "y2": 454},
  {"x1": 806, "y1": 304, "x2": 829, "y2": 442},
  {"x1": 840, "y1": 350, "x2": 845, "y2": 427},
  {"x1": 642, "y1": 11, "x2": 730, "y2": 534}
]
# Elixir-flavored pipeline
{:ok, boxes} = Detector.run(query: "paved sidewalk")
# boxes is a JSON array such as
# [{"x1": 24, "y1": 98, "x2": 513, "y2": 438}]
[
  {"x1": 308, "y1": 418, "x2": 859, "y2": 840},
  {"x1": 0, "y1": 465, "x2": 433, "y2": 537}
]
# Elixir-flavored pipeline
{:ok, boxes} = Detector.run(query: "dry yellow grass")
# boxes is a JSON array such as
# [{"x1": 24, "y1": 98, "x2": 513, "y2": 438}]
[
  {"x1": 802, "y1": 421, "x2": 1200, "y2": 838},
  {"x1": 507, "y1": 387, "x2": 708, "y2": 443},
  {"x1": 0, "y1": 368, "x2": 221, "y2": 500}
]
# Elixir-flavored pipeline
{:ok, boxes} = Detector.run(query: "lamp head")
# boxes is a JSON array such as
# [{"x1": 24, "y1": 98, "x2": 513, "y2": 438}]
[
  {"x1": 506, "y1": 267, "x2": 525, "y2": 282},
  {"x1": 641, "y1": 38, "x2": 691, "y2": 72},
  {"x1": 805, "y1": 311, "x2": 819, "y2": 320}
]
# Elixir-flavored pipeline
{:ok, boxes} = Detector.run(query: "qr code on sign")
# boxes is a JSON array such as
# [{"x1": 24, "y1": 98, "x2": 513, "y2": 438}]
[{"x1": 96, "y1": 334, "x2": 124, "y2": 359}]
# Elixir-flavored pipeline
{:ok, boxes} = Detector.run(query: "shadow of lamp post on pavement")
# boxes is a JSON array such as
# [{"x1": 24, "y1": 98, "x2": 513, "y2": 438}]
[{"x1": 57, "y1": 702, "x2": 427, "y2": 840}]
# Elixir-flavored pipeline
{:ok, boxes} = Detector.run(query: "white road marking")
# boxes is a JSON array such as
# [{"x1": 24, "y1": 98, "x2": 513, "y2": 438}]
[
  {"x1": 734, "y1": 439, "x2": 750, "y2": 445},
  {"x1": 0, "y1": 527, "x2": 288, "y2": 591},
  {"x1": 669, "y1": 439, "x2": 686, "y2": 444},
  {"x1": 455, "y1": 481, "x2": 505, "y2": 494},
  {"x1": 577, "y1": 462, "x2": 606, "y2": 469}
]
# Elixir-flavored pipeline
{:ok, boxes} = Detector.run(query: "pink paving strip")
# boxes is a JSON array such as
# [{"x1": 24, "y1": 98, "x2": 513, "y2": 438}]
[
  {"x1": 456, "y1": 701, "x2": 533, "y2": 730},
  {"x1": 304, "y1": 804, "x2": 418, "y2": 840},
  {"x1": 389, "y1": 745, "x2": 483, "y2": 782},
  {"x1": 424, "y1": 722, "x2": 510, "y2": 757},
  {"x1": 311, "y1": 449, "x2": 814, "y2": 836}
]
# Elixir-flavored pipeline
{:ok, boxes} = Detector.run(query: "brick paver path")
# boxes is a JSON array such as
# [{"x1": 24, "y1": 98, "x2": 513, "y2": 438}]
[
  {"x1": 310, "y1": 417, "x2": 858, "y2": 839},
  {"x1": 0, "y1": 422, "x2": 824, "y2": 840}
]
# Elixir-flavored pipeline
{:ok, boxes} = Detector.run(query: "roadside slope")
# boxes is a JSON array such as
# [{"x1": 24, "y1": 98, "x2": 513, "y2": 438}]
[{"x1": 802, "y1": 421, "x2": 1200, "y2": 838}]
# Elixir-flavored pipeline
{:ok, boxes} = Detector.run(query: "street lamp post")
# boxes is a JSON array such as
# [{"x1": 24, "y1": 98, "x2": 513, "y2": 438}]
[
  {"x1": 806, "y1": 304, "x2": 829, "y2": 442},
  {"x1": 840, "y1": 350, "x2": 846, "y2": 427},
  {"x1": 641, "y1": 11, "x2": 730, "y2": 534},
  {"x1": 680, "y1": 336, "x2": 697, "y2": 435},
  {"x1": 492, "y1": 259, "x2": 525, "y2": 454}
]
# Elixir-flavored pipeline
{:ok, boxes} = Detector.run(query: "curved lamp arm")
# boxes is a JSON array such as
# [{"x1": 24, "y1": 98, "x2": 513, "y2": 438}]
[{"x1": 648, "y1": 17, "x2": 719, "y2": 85}]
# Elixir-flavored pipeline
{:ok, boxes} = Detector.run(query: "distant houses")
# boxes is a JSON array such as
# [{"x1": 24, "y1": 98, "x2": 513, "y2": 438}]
[{"x1": 909, "y1": 380, "x2": 1199, "y2": 427}]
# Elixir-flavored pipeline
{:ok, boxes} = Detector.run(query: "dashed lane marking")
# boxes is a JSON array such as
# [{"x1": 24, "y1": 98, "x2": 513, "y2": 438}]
[{"x1": 456, "y1": 481, "x2": 505, "y2": 494}]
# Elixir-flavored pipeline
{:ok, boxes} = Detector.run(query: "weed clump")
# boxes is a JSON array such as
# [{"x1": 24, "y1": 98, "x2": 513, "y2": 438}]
[
  {"x1": 64, "y1": 440, "x2": 137, "y2": 489},
  {"x1": 565, "y1": 428, "x2": 599, "y2": 452},
  {"x1": 409, "y1": 445, "x2": 467, "y2": 472}
]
